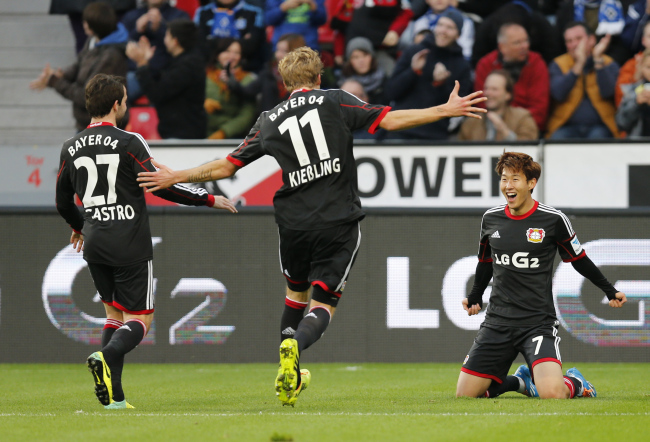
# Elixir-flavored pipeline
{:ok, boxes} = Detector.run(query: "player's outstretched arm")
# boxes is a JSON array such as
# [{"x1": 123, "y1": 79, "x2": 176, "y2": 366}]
[
  {"x1": 379, "y1": 81, "x2": 487, "y2": 131},
  {"x1": 138, "y1": 158, "x2": 238, "y2": 192}
]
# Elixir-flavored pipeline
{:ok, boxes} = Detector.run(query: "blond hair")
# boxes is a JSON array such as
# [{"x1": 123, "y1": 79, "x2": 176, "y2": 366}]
[{"x1": 278, "y1": 47, "x2": 323, "y2": 90}]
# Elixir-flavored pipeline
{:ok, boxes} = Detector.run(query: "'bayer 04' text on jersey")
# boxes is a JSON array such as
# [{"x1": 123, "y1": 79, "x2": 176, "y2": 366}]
[
  {"x1": 478, "y1": 201, "x2": 586, "y2": 326},
  {"x1": 227, "y1": 88, "x2": 390, "y2": 230},
  {"x1": 56, "y1": 123, "x2": 211, "y2": 266}
]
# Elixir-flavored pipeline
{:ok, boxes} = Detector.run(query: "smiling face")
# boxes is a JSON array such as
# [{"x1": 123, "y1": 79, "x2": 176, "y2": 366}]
[
  {"x1": 500, "y1": 167, "x2": 537, "y2": 215},
  {"x1": 434, "y1": 17, "x2": 459, "y2": 48},
  {"x1": 484, "y1": 73, "x2": 511, "y2": 112}
]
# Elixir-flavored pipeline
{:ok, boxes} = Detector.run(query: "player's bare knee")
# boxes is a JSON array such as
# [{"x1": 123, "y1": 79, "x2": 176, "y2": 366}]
[
  {"x1": 538, "y1": 385, "x2": 569, "y2": 399},
  {"x1": 286, "y1": 286, "x2": 310, "y2": 303}
]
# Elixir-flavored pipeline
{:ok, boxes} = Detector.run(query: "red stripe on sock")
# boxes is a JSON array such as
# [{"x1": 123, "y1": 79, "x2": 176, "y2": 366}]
[
  {"x1": 126, "y1": 318, "x2": 147, "y2": 339},
  {"x1": 564, "y1": 376, "x2": 576, "y2": 398},
  {"x1": 285, "y1": 296, "x2": 308, "y2": 310},
  {"x1": 103, "y1": 320, "x2": 123, "y2": 330}
]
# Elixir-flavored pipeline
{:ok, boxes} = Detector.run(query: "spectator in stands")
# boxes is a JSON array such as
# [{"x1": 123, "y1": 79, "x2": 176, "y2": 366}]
[
  {"x1": 339, "y1": 79, "x2": 378, "y2": 139},
  {"x1": 617, "y1": 20, "x2": 650, "y2": 106},
  {"x1": 126, "y1": 19, "x2": 206, "y2": 139},
  {"x1": 615, "y1": 48, "x2": 650, "y2": 136},
  {"x1": 204, "y1": 38, "x2": 257, "y2": 139},
  {"x1": 404, "y1": 0, "x2": 475, "y2": 60},
  {"x1": 345, "y1": 0, "x2": 414, "y2": 75},
  {"x1": 471, "y1": 0, "x2": 559, "y2": 66},
  {"x1": 31, "y1": 2, "x2": 129, "y2": 132},
  {"x1": 337, "y1": 37, "x2": 388, "y2": 105},
  {"x1": 622, "y1": 0, "x2": 650, "y2": 54},
  {"x1": 121, "y1": 0, "x2": 189, "y2": 104},
  {"x1": 49, "y1": 0, "x2": 136, "y2": 53},
  {"x1": 384, "y1": 9, "x2": 471, "y2": 140},
  {"x1": 458, "y1": 70, "x2": 538, "y2": 141},
  {"x1": 194, "y1": 0, "x2": 265, "y2": 71},
  {"x1": 547, "y1": 21, "x2": 619, "y2": 139},
  {"x1": 265, "y1": 0, "x2": 327, "y2": 51},
  {"x1": 474, "y1": 23, "x2": 549, "y2": 132},
  {"x1": 556, "y1": 0, "x2": 634, "y2": 66},
  {"x1": 227, "y1": 33, "x2": 306, "y2": 113}
]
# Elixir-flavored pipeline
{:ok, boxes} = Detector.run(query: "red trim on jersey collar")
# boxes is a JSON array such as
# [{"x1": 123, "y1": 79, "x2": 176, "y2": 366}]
[
  {"x1": 505, "y1": 200, "x2": 538, "y2": 220},
  {"x1": 290, "y1": 88, "x2": 312, "y2": 96},
  {"x1": 87, "y1": 121, "x2": 114, "y2": 128}
]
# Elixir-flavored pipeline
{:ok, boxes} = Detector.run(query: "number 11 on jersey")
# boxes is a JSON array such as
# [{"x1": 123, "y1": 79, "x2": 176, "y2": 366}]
[{"x1": 278, "y1": 109, "x2": 330, "y2": 166}]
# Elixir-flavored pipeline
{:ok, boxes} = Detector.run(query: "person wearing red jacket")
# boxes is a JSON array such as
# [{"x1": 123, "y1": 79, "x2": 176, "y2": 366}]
[{"x1": 474, "y1": 23, "x2": 549, "y2": 132}]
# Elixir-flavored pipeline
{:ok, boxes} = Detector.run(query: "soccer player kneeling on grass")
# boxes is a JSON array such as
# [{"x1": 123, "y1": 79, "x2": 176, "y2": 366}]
[
  {"x1": 55, "y1": 74, "x2": 237, "y2": 409},
  {"x1": 456, "y1": 152, "x2": 627, "y2": 399},
  {"x1": 137, "y1": 47, "x2": 487, "y2": 406}
]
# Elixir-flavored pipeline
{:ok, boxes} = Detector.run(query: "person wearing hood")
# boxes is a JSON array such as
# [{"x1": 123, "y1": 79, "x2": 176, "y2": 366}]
[
  {"x1": 31, "y1": 1, "x2": 130, "y2": 132},
  {"x1": 384, "y1": 8, "x2": 471, "y2": 140}
]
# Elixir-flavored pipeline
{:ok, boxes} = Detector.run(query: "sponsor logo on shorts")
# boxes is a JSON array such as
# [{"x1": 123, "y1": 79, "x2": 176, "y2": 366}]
[
  {"x1": 463, "y1": 354, "x2": 469, "y2": 365},
  {"x1": 526, "y1": 228, "x2": 545, "y2": 243}
]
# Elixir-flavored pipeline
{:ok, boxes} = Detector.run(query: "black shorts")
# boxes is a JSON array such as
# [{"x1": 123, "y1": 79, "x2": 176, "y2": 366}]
[
  {"x1": 87, "y1": 260, "x2": 155, "y2": 315},
  {"x1": 461, "y1": 321, "x2": 562, "y2": 383},
  {"x1": 278, "y1": 221, "x2": 361, "y2": 305}
]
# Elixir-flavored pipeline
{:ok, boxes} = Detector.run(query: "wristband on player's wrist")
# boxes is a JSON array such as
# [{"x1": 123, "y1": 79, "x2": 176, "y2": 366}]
[{"x1": 207, "y1": 194, "x2": 216, "y2": 207}]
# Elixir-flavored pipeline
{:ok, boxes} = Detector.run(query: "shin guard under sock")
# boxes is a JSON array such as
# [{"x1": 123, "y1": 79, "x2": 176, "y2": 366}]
[{"x1": 281, "y1": 297, "x2": 307, "y2": 342}]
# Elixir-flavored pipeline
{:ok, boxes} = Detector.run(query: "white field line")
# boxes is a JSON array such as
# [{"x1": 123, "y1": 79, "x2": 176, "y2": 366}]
[{"x1": 1, "y1": 412, "x2": 649, "y2": 417}]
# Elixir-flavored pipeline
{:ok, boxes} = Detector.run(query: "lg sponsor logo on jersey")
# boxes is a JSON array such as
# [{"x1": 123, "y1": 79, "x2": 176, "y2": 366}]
[{"x1": 387, "y1": 239, "x2": 650, "y2": 347}]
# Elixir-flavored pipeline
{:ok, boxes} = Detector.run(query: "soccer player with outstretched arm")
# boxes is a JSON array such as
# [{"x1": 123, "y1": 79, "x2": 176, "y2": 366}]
[
  {"x1": 137, "y1": 47, "x2": 486, "y2": 406},
  {"x1": 456, "y1": 151, "x2": 627, "y2": 399},
  {"x1": 55, "y1": 74, "x2": 237, "y2": 409}
]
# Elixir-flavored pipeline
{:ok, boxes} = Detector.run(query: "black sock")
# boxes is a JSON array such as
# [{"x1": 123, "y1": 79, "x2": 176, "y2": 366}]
[
  {"x1": 280, "y1": 297, "x2": 307, "y2": 343},
  {"x1": 294, "y1": 307, "x2": 331, "y2": 354},
  {"x1": 102, "y1": 319, "x2": 123, "y2": 348},
  {"x1": 102, "y1": 319, "x2": 146, "y2": 402},
  {"x1": 484, "y1": 376, "x2": 521, "y2": 398}
]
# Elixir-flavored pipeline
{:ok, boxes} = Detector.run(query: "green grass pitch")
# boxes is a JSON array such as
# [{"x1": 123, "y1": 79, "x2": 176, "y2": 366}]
[{"x1": 1, "y1": 363, "x2": 648, "y2": 441}]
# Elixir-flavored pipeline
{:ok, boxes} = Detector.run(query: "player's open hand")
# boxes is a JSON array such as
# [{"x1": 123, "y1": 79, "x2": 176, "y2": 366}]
[
  {"x1": 211, "y1": 195, "x2": 238, "y2": 213},
  {"x1": 609, "y1": 292, "x2": 626, "y2": 308},
  {"x1": 462, "y1": 298, "x2": 482, "y2": 316},
  {"x1": 445, "y1": 81, "x2": 487, "y2": 119},
  {"x1": 138, "y1": 159, "x2": 178, "y2": 192},
  {"x1": 70, "y1": 231, "x2": 84, "y2": 253}
]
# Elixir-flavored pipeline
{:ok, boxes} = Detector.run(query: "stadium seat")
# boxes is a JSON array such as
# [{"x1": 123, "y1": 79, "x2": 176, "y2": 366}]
[
  {"x1": 173, "y1": 0, "x2": 200, "y2": 18},
  {"x1": 125, "y1": 106, "x2": 162, "y2": 140}
]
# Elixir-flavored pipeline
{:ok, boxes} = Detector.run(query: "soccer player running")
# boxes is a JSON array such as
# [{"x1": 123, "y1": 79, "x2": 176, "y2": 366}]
[
  {"x1": 55, "y1": 74, "x2": 237, "y2": 409},
  {"x1": 456, "y1": 152, "x2": 627, "y2": 400},
  {"x1": 137, "y1": 47, "x2": 486, "y2": 406}
]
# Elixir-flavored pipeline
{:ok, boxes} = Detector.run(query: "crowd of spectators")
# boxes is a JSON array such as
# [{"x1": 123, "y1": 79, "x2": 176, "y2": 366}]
[{"x1": 34, "y1": 0, "x2": 650, "y2": 141}]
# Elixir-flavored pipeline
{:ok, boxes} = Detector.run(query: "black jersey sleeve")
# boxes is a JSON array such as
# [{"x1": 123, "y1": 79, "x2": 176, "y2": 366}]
[
  {"x1": 554, "y1": 213, "x2": 586, "y2": 262},
  {"x1": 227, "y1": 117, "x2": 264, "y2": 167},
  {"x1": 467, "y1": 260, "x2": 493, "y2": 308},
  {"x1": 571, "y1": 256, "x2": 619, "y2": 300},
  {"x1": 126, "y1": 134, "x2": 211, "y2": 206},
  {"x1": 337, "y1": 90, "x2": 391, "y2": 135},
  {"x1": 55, "y1": 153, "x2": 84, "y2": 233},
  {"x1": 477, "y1": 216, "x2": 493, "y2": 263}
]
